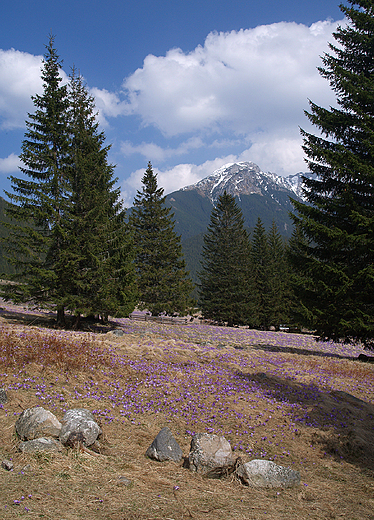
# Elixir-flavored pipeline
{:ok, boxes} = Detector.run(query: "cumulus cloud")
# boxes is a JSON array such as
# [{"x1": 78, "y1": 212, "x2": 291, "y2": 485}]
[
  {"x1": 0, "y1": 153, "x2": 21, "y2": 174},
  {"x1": 0, "y1": 49, "x2": 43, "y2": 129},
  {"x1": 122, "y1": 20, "x2": 341, "y2": 137},
  {"x1": 0, "y1": 48, "x2": 69, "y2": 130},
  {"x1": 121, "y1": 155, "x2": 241, "y2": 207},
  {"x1": 121, "y1": 136, "x2": 204, "y2": 162}
]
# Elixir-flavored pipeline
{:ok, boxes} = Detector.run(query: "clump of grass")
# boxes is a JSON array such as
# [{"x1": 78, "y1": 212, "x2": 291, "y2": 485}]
[{"x1": 0, "y1": 325, "x2": 113, "y2": 373}]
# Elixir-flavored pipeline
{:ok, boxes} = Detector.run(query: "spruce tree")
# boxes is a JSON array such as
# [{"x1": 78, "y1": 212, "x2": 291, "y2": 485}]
[
  {"x1": 291, "y1": 0, "x2": 374, "y2": 347},
  {"x1": 63, "y1": 70, "x2": 137, "y2": 326},
  {"x1": 130, "y1": 162, "x2": 194, "y2": 315},
  {"x1": 3, "y1": 35, "x2": 71, "y2": 324},
  {"x1": 250, "y1": 218, "x2": 270, "y2": 328},
  {"x1": 198, "y1": 191, "x2": 252, "y2": 326},
  {"x1": 266, "y1": 221, "x2": 291, "y2": 328}
]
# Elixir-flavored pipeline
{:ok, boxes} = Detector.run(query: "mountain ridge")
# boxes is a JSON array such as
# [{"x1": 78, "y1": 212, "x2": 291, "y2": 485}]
[{"x1": 180, "y1": 161, "x2": 308, "y2": 203}]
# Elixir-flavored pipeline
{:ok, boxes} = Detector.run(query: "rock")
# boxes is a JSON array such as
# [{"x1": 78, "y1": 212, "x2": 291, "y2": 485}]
[
  {"x1": 15, "y1": 406, "x2": 62, "y2": 440},
  {"x1": 188, "y1": 433, "x2": 235, "y2": 477},
  {"x1": 18, "y1": 437, "x2": 62, "y2": 453},
  {"x1": 0, "y1": 388, "x2": 7, "y2": 404},
  {"x1": 112, "y1": 329, "x2": 124, "y2": 337},
  {"x1": 59, "y1": 408, "x2": 101, "y2": 447},
  {"x1": 236, "y1": 459, "x2": 300, "y2": 488},
  {"x1": 146, "y1": 427, "x2": 183, "y2": 462},
  {"x1": 1, "y1": 459, "x2": 13, "y2": 471},
  {"x1": 118, "y1": 476, "x2": 133, "y2": 486}
]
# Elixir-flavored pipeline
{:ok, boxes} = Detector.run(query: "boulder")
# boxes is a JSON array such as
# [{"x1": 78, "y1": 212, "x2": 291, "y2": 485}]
[
  {"x1": 188, "y1": 433, "x2": 235, "y2": 477},
  {"x1": 146, "y1": 427, "x2": 183, "y2": 462},
  {"x1": 0, "y1": 388, "x2": 7, "y2": 404},
  {"x1": 15, "y1": 406, "x2": 62, "y2": 440},
  {"x1": 18, "y1": 437, "x2": 62, "y2": 453},
  {"x1": 59, "y1": 408, "x2": 101, "y2": 447},
  {"x1": 1, "y1": 460, "x2": 13, "y2": 471},
  {"x1": 236, "y1": 459, "x2": 300, "y2": 488}
]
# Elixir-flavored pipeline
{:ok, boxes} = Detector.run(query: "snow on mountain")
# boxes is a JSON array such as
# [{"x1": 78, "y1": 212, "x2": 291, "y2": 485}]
[{"x1": 182, "y1": 161, "x2": 309, "y2": 203}]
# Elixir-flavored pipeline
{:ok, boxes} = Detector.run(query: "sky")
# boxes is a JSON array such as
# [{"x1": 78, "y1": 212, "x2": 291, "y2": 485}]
[{"x1": 0, "y1": 0, "x2": 345, "y2": 207}]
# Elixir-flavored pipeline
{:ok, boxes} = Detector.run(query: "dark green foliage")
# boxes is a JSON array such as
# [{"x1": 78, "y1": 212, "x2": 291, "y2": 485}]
[
  {"x1": 2, "y1": 38, "x2": 137, "y2": 326},
  {"x1": 250, "y1": 218, "x2": 291, "y2": 329},
  {"x1": 265, "y1": 221, "x2": 291, "y2": 327},
  {"x1": 167, "y1": 190, "x2": 295, "y2": 242},
  {"x1": 291, "y1": 0, "x2": 374, "y2": 347},
  {"x1": 198, "y1": 192, "x2": 252, "y2": 326},
  {"x1": 61, "y1": 70, "x2": 137, "y2": 324},
  {"x1": 3, "y1": 35, "x2": 71, "y2": 322},
  {"x1": 250, "y1": 218, "x2": 270, "y2": 328},
  {"x1": 130, "y1": 162, "x2": 194, "y2": 315},
  {"x1": 0, "y1": 197, "x2": 17, "y2": 276}
]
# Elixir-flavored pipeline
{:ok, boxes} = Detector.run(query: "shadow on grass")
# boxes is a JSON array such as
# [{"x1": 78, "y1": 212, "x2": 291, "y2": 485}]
[
  {"x1": 249, "y1": 342, "x2": 362, "y2": 362},
  {"x1": 236, "y1": 370, "x2": 374, "y2": 472},
  {"x1": 0, "y1": 305, "x2": 119, "y2": 333}
]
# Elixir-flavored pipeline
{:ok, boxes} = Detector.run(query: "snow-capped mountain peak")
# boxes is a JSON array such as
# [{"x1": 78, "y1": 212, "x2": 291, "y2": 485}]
[{"x1": 182, "y1": 161, "x2": 304, "y2": 204}]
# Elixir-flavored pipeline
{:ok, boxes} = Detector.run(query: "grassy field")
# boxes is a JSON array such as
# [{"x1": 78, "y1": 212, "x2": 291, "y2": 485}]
[{"x1": 0, "y1": 302, "x2": 373, "y2": 519}]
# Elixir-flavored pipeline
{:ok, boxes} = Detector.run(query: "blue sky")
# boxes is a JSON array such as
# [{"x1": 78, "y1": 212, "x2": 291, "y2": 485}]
[{"x1": 0, "y1": 0, "x2": 344, "y2": 206}]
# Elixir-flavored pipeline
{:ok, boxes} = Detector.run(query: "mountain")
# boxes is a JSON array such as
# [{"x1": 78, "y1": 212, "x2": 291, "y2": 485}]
[
  {"x1": 164, "y1": 161, "x2": 309, "y2": 287},
  {"x1": 166, "y1": 161, "x2": 307, "y2": 241}
]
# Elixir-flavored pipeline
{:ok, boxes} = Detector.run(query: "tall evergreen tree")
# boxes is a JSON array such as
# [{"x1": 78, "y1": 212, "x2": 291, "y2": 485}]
[
  {"x1": 3, "y1": 35, "x2": 71, "y2": 324},
  {"x1": 198, "y1": 192, "x2": 252, "y2": 326},
  {"x1": 291, "y1": 0, "x2": 374, "y2": 347},
  {"x1": 266, "y1": 221, "x2": 291, "y2": 327},
  {"x1": 63, "y1": 69, "x2": 137, "y2": 326},
  {"x1": 250, "y1": 218, "x2": 270, "y2": 328},
  {"x1": 130, "y1": 162, "x2": 194, "y2": 315}
]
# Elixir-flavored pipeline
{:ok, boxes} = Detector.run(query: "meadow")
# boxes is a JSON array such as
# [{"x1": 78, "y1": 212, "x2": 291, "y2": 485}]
[{"x1": 0, "y1": 302, "x2": 373, "y2": 519}]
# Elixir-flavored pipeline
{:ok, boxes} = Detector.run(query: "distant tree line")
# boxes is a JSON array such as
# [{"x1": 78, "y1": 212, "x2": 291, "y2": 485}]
[
  {"x1": 2, "y1": 0, "x2": 374, "y2": 351},
  {"x1": 198, "y1": 192, "x2": 293, "y2": 329}
]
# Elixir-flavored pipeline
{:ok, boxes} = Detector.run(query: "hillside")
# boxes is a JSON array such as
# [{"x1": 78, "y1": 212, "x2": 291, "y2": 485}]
[
  {"x1": 0, "y1": 303, "x2": 373, "y2": 519},
  {"x1": 164, "y1": 162, "x2": 306, "y2": 285}
]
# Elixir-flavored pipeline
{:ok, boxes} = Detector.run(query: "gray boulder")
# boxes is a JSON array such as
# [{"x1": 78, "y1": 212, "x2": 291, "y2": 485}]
[
  {"x1": 18, "y1": 437, "x2": 62, "y2": 453},
  {"x1": 0, "y1": 388, "x2": 7, "y2": 404},
  {"x1": 236, "y1": 459, "x2": 300, "y2": 488},
  {"x1": 15, "y1": 406, "x2": 62, "y2": 440},
  {"x1": 188, "y1": 433, "x2": 235, "y2": 477},
  {"x1": 59, "y1": 408, "x2": 101, "y2": 447},
  {"x1": 146, "y1": 427, "x2": 183, "y2": 462}
]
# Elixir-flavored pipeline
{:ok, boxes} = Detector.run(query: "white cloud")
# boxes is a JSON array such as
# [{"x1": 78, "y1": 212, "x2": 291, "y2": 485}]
[
  {"x1": 0, "y1": 48, "x2": 70, "y2": 130},
  {"x1": 0, "y1": 49, "x2": 43, "y2": 129},
  {"x1": 0, "y1": 153, "x2": 21, "y2": 174},
  {"x1": 122, "y1": 20, "x2": 341, "y2": 137},
  {"x1": 121, "y1": 155, "x2": 241, "y2": 207},
  {"x1": 120, "y1": 136, "x2": 204, "y2": 162}
]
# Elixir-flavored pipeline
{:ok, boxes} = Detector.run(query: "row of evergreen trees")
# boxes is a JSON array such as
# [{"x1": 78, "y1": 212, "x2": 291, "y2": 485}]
[
  {"x1": 198, "y1": 192, "x2": 291, "y2": 329},
  {"x1": 3, "y1": 38, "x2": 138, "y2": 327},
  {"x1": 2, "y1": 37, "x2": 194, "y2": 327}
]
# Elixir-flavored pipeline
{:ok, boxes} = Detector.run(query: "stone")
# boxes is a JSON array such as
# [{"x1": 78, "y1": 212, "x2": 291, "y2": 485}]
[
  {"x1": 15, "y1": 406, "x2": 62, "y2": 440},
  {"x1": 1, "y1": 459, "x2": 13, "y2": 471},
  {"x1": 59, "y1": 408, "x2": 101, "y2": 447},
  {"x1": 18, "y1": 437, "x2": 62, "y2": 453},
  {"x1": 236, "y1": 459, "x2": 300, "y2": 488},
  {"x1": 0, "y1": 388, "x2": 7, "y2": 404},
  {"x1": 188, "y1": 433, "x2": 235, "y2": 477},
  {"x1": 118, "y1": 476, "x2": 133, "y2": 486},
  {"x1": 146, "y1": 427, "x2": 183, "y2": 462},
  {"x1": 112, "y1": 329, "x2": 124, "y2": 337}
]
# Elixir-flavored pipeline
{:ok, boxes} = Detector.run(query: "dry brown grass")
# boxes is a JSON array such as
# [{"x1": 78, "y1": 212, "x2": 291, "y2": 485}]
[{"x1": 0, "y1": 310, "x2": 373, "y2": 520}]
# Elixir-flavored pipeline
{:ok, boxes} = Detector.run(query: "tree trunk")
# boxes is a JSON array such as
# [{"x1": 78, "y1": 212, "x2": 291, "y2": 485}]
[{"x1": 57, "y1": 306, "x2": 65, "y2": 327}]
